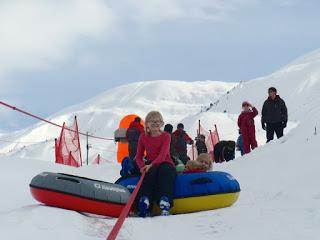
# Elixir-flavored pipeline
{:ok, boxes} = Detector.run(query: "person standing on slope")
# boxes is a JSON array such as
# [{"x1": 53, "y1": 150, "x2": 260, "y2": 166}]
[
  {"x1": 195, "y1": 134, "x2": 208, "y2": 155},
  {"x1": 135, "y1": 111, "x2": 176, "y2": 217},
  {"x1": 261, "y1": 87, "x2": 288, "y2": 142},
  {"x1": 126, "y1": 117, "x2": 144, "y2": 160},
  {"x1": 172, "y1": 123, "x2": 194, "y2": 164},
  {"x1": 237, "y1": 101, "x2": 258, "y2": 154},
  {"x1": 236, "y1": 129, "x2": 245, "y2": 156}
]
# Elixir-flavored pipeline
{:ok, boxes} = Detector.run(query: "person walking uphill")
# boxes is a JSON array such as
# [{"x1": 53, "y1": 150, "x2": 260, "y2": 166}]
[
  {"x1": 135, "y1": 111, "x2": 176, "y2": 217},
  {"x1": 237, "y1": 101, "x2": 258, "y2": 154},
  {"x1": 261, "y1": 87, "x2": 288, "y2": 142},
  {"x1": 172, "y1": 123, "x2": 194, "y2": 164},
  {"x1": 126, "y1": 117, "x2": 144, "y2": 160}
]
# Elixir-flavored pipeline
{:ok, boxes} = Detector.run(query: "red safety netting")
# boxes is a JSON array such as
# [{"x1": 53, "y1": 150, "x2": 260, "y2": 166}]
[
  {"x1": 188, "y1": 122, "x2": 220, "y2": 160},
  {"x1": 92, "y1": 154, "x2": 113, "y2": 165},
  {"x1": 55, "y1": 117, "x2": 82, "y2": 167}
]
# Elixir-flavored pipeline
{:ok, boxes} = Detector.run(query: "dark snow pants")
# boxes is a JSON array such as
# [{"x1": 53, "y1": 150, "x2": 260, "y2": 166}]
[
  {"x1": 128, "y1": 141, "x2": 138, "y2": 160},
  {"x1": 136, "y1": 162, "x2": 176, "y2": 208},
  {"x1": 266, "y1": 122, "x2": 284, "y2": 142}
]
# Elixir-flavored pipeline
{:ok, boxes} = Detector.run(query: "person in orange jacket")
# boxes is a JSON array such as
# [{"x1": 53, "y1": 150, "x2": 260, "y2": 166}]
[{"x1": 237, "y1": 101, "x2": 258, "y2": 154}]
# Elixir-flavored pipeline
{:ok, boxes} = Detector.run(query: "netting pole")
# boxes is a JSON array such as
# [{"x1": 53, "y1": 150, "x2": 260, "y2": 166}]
[
  {"x1": 198, "y1": 120, "x2": 201, "y2": 136},
  {"x1": 74, "y1": 116, "x2": 82, "y2": 167},
  {"x1": 86, "y1": 132, "x2": 89, "y2": 166},
  {"x1": 209, "y1": 130, "x2": 215, "y2": 148},
  {"x1": 54, "y1": 138, "x2": 58, "y2": 163},
  {"x1": 192, "y1": 144, "x2": 195, "y2": 161},
  {"x1": 214, "y1": 124, "x2": 220, "y2": 141}
]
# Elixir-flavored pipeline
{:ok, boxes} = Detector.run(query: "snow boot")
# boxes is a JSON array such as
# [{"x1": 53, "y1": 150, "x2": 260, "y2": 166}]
[
  {"x1": 138, "y1": 196, "x2": 150, "y2": 218},
  {"x1": 159, "y1": 196, "x2": 170, "y2": 216}
]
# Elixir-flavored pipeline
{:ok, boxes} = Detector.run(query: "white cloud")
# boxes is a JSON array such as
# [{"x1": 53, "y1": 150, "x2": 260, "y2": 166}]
[{"x1": 0, "y1": 0, "x2": 113, "y2": 78}]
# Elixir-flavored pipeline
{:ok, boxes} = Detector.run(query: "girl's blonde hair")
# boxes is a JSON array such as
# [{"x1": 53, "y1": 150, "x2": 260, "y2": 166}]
[{"x1": 144, "y1": 111, "x2": 164, "y2": 134}]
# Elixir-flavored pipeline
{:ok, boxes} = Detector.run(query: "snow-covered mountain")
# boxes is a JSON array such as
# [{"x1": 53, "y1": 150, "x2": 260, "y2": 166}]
[
  {"x1": 0, "y1": 80, "x2": 236, "y2": 162},
  {"x1": 1, "y1": 49, "x2": 320, "y2": 240}
]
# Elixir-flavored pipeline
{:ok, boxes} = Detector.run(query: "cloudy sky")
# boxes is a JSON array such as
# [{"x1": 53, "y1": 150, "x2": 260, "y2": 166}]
[{"x1": 1, "y1": 0, "x2": 320, "y2": 132}]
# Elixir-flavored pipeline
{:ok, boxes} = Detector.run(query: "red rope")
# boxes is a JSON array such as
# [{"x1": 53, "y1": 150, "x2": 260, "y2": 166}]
[
  {"x1": 106, "y1": 172, "x2": 146, "y2": 240},
  {"x1": 0, "y1": 101, "x2": 114, "y2": 141}
]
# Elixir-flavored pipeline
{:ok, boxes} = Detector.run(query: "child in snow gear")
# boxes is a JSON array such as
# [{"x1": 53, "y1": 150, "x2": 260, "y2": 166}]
[
  {"x1": 184, "y1": 153, "x2": 212, "y2": 173},
  {"x1": 236, "y1": 129, "x2": 245, "y2": 156},
  {"x1": 126, "y1": 117, "x2": 144, "y2": 160},
  {"x1": 135, "y1": 111, "x2": 176, "y2": 216},
  {"x1": 172, "y1": 123, "x2": 194, "y2": 164},
  {"x1": 261, "y1": 87, "x2": 288, "y2": 142},
  {"x1": 213, "y1": 141, "x2": 236, "y2": 163},
  {"x1": 195, "y1": 134, "x2": 208, "y2": 155},
  {"x1": 237, "y1": 101, "x2": 258, "y2": 154}
]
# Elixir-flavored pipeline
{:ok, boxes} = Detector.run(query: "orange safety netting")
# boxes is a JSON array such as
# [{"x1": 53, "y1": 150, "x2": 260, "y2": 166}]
[{"x1": 55, "y1": 117, "x2": 82, "y2": 167}]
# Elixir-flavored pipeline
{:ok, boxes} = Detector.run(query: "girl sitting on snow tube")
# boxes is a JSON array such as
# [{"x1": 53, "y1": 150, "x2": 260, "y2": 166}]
[{"x1": 135, "y1": 111, "x2": 176, "y2": 217}]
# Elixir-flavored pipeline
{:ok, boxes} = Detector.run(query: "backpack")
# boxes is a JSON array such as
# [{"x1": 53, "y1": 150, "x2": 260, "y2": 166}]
[
  {"x1": 213, "y1": 141, "x2": 235, "y2": 163},
  {"x1": 177, "y1": 131, "x2": 187, "y2": 151},
  {"x1": 127, "y1": 128, "x2": 140, "y2": 142}
]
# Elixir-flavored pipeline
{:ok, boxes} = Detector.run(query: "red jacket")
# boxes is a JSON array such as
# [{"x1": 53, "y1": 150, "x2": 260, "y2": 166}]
[
  {"x1": 135, "y1": 132, "x2": 174, "y2": 169},
  {"x1": 126, "y1": 121, "x2": 144, "y2": 139},
  {"x1": 237, "y1": 107, "x2": 258, "y2": 129}
]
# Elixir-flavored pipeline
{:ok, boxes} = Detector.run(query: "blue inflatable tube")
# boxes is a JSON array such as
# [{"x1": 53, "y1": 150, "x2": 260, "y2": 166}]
[{"x1": 117, "y1": 171, "x2": 241, "y2": 214}]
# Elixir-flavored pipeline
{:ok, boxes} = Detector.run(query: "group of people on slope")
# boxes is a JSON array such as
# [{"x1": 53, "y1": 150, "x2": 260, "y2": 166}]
[
  {"x1": 236, "y1": 87, "x2": 288, "y2": 155},
  {"x1": 123, "y1": 86, "x2": 288, "y2": 217}
]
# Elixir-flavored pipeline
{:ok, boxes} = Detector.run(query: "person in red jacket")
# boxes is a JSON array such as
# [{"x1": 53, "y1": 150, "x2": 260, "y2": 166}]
[
  {"x1": 172, "y1": 123, "x2": 194, "y2": 164},
  {"x1": 126, "y1": 117, "x2": 144, "y2": 160},
  {"x1": 135, "y1": 111, "x2": 176, "y2": 217},
  {"x1": 237, "y1": 101, "x2": 258, "y2": 154}
]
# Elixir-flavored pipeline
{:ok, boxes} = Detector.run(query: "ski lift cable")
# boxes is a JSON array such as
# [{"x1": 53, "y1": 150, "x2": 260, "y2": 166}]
[{"x1": 0, "y1": 101, "x2": 114, "y2": 141}]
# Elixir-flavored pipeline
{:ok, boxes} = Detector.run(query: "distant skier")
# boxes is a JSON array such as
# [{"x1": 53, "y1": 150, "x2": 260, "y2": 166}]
[
  {"x1": 261, "y1": 87, "x2": 288, "y2": 142},
  {"x1": 236, "y1": 129, "x2": 245, "y2": 156},
  {"x1": 126, "y1": 117, "x2": 144, "y2": 160},
  {"x1": 237, "y1": 101, "x2": 258, "y2": 154},
  {"x1": 172, "y1": 123, "x2": 194, "y2": 164}
]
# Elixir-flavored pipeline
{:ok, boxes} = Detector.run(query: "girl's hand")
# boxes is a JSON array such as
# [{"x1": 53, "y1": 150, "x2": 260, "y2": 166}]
[{"x1": 140, "y1": 164, "x2": 153, "y2": 173}]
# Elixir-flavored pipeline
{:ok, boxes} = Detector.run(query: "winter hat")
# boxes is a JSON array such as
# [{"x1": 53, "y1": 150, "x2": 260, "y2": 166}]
[
  {"x1": 177, "y1": 123, "x2": 184, "y2": 129},
  {"x1": 164, "y1": 124, "x2": 173, "y2": 134},
  {"x1": 242, "y1": 101, "x2": 250, "y2": 107}
]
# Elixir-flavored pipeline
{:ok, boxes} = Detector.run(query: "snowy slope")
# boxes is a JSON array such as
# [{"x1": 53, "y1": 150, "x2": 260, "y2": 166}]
[
  {"x1": 0, "y1": 80, "x2": 236, "y2": 163},
  {"x1": 212, "y1": 48, "x2": 320, "y2": 121},
  {"x1": 1, "y1": 49, "x2": 320, "y2": 240}
]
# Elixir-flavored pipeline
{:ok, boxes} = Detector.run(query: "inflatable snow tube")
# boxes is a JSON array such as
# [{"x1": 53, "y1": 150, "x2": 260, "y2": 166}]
[
  {"x1": 117, "y1": 171, "x2": 240, "y2": 214},
  {"x1": 30, "y1": 172, "x2": 131, "y2": 217}
]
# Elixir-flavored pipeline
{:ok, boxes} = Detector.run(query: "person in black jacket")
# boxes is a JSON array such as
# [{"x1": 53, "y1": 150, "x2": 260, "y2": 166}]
[
  {"x1": 261, "y1": 87, "x2": 288, "y2": 142},
  {"x1": 195, "y1": 134, "x2": 208, "y2": 155}
]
